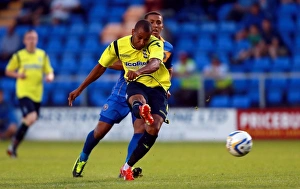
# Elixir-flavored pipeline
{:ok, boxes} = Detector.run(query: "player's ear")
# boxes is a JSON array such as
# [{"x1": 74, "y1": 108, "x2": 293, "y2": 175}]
[{"x1": 131, "y1": 29, "x2": 135, "y2": 35}]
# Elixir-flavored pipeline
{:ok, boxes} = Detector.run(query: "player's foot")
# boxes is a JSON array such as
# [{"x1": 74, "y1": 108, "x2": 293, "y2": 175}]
[
  {"x1": 132, "y1": 167, "x2": 143, "y2": 178},
  {"x1": 7, "y1": 145, "x2": 17, "y2": 158},
  {"x1": 118, "y1": 167, "x2": 143, "y2": 178},
  {"x1": 72, "y1": 157, "x2": 87, "y2": 177},
  {"x1": 120, "y1": 166, "x2": 134, "y2": 181},
  {"x1": 139, "y1": 104, "x2": 154, "y2": 125}
]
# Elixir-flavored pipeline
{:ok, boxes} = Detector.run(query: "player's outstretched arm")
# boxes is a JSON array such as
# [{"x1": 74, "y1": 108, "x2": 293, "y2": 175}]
[
  {"x1": 5, "y1": 69, "x2": 26, "y2": 79},
  {"x1": 126, "y1": 58, "x2": 161, "y2": 81},
  {"x1": 68, "y1": 64, "x2": 106, "y2": 106}
]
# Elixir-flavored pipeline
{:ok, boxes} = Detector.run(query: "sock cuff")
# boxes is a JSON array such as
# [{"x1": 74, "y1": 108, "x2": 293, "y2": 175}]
[
  {"x1": 21, "y1": 122, "x2": 29, "y2": 127},
  {"x1": 132, "y1": 101, "x2": 143, "y2": 119},
  {"x1": 133, "y1": 133, "x2": 143, "y2": 137},
  {"x1": 132, "y1": 101, "x2": 143, "y2": 108},
  {"x1": 144, "y1": 131, "x2": 158, "y2": 139}
]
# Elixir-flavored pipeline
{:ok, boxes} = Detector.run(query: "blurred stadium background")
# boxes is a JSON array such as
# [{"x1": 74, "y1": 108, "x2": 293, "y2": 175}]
[
  {"x1": 0, "y1": 0, "x2": 300, "y2": 108},
  {"x1": 0, "y1": 0, "x2": 300, "y2": 141}
]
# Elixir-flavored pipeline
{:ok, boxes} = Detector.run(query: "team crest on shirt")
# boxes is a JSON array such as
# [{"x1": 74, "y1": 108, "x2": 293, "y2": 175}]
[
  {"x1": 142, "y1": 49, "x2": 148, "y2": 59},
  {"x1": 102, "y1": 103, "x2": 109, "y2": 111}
]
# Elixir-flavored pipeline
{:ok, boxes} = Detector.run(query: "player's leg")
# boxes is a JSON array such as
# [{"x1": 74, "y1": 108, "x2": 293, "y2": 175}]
[
  {"x1": 121, "y1": 85, "x2": 167, "y2": 180},
  {"x1": 125, "y1": 116, "x2": 145, "y2": 163},
  {"x1": 7, "y1": 98, "x2": 38, "y2": 158},
  {"x1": 121, "y1": 114, "x2": 163, "y2": 180},
  {"x1": 121, "y1": 118, "x2": 144, "y2": 178},
  {"x1": 73, "y1": 120, "x2": 113, "y2": 177},
  {"x1": 73, "y1": 96, "x2": 130, "y2": 177},
  {"x1": 126, "y1": 82, "x2": 153, "y2": 125},
  {"x1": 0, "y1": 123, "x2": 17, "y2": 140}
]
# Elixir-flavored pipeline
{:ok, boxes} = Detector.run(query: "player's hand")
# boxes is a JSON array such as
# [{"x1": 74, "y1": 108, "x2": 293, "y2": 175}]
[
  {"x1": 18, "y1": 73, "x2": 26, "y2": 79},
  {"x1": 68, "y1": 88, "x2": 81, "y2": 106},
  {"x1": 45, "y1": 73, "x2": 54, "y2": 83},
  {"x1": 126, "y1": 70, "x2": 140, "y2": 81},
  {"x1": 18, "y1": 69, "x2": 26, "y2": 79},
  {"x1": 167, "y1": 91, "x2": 171, "y2": 98}
]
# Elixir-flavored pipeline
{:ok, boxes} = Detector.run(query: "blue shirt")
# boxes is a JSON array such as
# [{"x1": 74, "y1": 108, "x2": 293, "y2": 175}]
[
  {"x1": 110, "y1": 70, "x2": 127, "y2": 98},
  {"x1": 0, "y1": 101, "x2": 17, "y2": 128}
]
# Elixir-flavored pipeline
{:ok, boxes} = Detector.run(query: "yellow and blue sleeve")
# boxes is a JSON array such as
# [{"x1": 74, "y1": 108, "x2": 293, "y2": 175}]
[{"x1": 98, "y1": 42, "x2": 119, "y2": 68}]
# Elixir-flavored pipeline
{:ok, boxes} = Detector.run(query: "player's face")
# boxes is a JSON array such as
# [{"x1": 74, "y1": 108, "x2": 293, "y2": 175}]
[
  {"x1": 146, "y1": 14, "x2": 163, "y2": 38},
  {"x1": 131, "y1": 28, "x2": 151, "y2": 50},
  {"x1": 24, "y1": 31, "x2": 38, "y2": 49}
]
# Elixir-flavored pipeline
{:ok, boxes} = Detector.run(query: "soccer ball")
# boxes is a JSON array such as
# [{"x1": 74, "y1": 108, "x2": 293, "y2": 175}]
[{"x1": 226, "y1": 130, "x2": 253, "y2": 157}]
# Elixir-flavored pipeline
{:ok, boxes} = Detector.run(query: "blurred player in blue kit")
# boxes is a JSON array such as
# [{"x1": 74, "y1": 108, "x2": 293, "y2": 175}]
[
  {"x1": 0, "y1": 88, "x2": 18, "y2": 140},
  {"x1": 70, "y1": 12, "x2": 173, "y2": 179}
]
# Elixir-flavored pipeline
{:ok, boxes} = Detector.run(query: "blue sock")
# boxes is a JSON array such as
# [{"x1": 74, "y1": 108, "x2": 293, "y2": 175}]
[
  {"x1": 125, "y1": 133, "x2": 143, "y2": 162},
  {"x1": 80, "y1": 130, "x2": 100, "y2": 161}
]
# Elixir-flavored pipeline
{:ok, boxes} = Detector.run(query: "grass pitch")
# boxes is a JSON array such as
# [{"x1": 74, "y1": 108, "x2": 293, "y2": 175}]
[{"x1": 0, "y1": 140, "x2": 299, "y2": 189}]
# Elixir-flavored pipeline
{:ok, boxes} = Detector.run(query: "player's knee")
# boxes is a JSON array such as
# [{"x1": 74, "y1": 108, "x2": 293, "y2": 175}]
[
  {"x1": 146, "y1": 125, "x2": 159, "y2": 135},
  {"x1": 94, "y1": 121, "x2": 112, "y2": 139},
  {"x1": 24, "y1": 112, "x2": 38, "y2": 126},
  {"x1": 146, "y1": 119, "x2": 163, "y2": 134},
  {"x1": 8, "y1": 124, "x2": 17, "y2": 135},
  {"x1": 128, "y1": 95, "x2": 146, "y2": 105},
  {"x1": 147, "y1": 115, "x2": 164, "y2": 134},
  {"x1": 134, "y1": 124, "x2": 145, "y2": 133}
]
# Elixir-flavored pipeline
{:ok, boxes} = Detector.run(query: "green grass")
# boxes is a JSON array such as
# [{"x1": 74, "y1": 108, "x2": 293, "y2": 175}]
[{"x1": 0, "y1": 140, "x2": 299, "y2": 189}]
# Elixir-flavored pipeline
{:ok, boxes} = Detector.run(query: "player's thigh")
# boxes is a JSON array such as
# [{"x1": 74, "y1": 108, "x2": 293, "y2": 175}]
[
  {"x1": 147, "y1": 87, "x2": 168, "y2": 121},
  {"x1": 126, "y1": 82, "x2": 148, "y2": 103},
  {"x1": 18, "y1": 97, "x2": 39, "y2": 117}
]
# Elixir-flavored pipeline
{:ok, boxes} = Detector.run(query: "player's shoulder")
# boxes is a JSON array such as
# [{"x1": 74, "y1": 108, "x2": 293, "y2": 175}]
[
  {"x1": 116, "y1": 35, "x2": 131, "y2": 44},
  {"x1": 163, "y1": 40, "x2": 173, "y2": 52},
  {"x1": 36, "y1": 48, "x2": 47, "y2": 55},
  {"x1": 147, "y1": 35, "x2": 163, "y2": 48},
  {"x1": 14, "y1": 48, "x2": 26, "y2": 55},
  {"x1": 149, "y1": 35, "x2": 161, "y2": 42}
]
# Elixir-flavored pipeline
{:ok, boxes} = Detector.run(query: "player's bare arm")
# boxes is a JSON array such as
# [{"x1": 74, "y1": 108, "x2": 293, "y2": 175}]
[
  {"x1": 68, "y1": 64, "x2": 106, "y2": 106},
  {"x1": 126, "y1": 58, "x2": 161, "y2": 81},
  {"x1": 5, "y1": 70, "x2": 26, "y2": 79}
]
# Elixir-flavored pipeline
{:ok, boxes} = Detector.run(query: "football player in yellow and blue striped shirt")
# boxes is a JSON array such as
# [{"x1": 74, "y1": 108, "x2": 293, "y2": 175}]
[
  {"x1": 5, "y1": 30, "x2": 54, "y2": 158},
  {"x1": 122, "y1": 11, "x2": 174, "y2": 178},
  {"x1": 68, "y1": 20, "x2": 170, "y2": 180}
]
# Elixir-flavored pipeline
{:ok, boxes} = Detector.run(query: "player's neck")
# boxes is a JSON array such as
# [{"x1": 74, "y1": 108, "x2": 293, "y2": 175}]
[
  {"x1": 26, "y1": 47, "x2": 36, "y2": 53},
  {"x1": 130, "y1": 37, "x2": 136, "y2": 49}
]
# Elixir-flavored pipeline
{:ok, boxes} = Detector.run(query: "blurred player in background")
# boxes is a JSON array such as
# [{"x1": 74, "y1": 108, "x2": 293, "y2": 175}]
[
  {"x1": 69, "y1": 20, "x2": 168, "y2": 181},
  {"x1": 0, "y1": 88, "x2": 18, "y2": 140},
  {"x1": 5, "y1": 30, "x2": 54, "y2": 158},
  {"x1": 71, "y1": 12, "x2": 173, "y2": 179}
]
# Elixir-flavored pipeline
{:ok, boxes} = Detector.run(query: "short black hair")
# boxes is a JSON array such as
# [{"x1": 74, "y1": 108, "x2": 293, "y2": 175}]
[
  {"x1": 134, "y1": 19, "x2": 152, "y2": 33},
  {"x1": 144, "y1": 11, "x2": 162, "y2": 19}
]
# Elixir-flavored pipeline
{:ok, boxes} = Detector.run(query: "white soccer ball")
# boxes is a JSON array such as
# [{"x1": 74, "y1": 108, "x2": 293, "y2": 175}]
[{"x1": 226, "y1": 130, "x2": 253, "y2": 157}]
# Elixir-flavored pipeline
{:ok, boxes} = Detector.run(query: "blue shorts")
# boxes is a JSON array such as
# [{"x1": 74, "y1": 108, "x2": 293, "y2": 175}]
[
  {"x1": 99, "y1": 94, "x2": 132, "y2": 125},
  {"x1": 0, "y1": 123, "x2": 10, "y2": 133}
]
